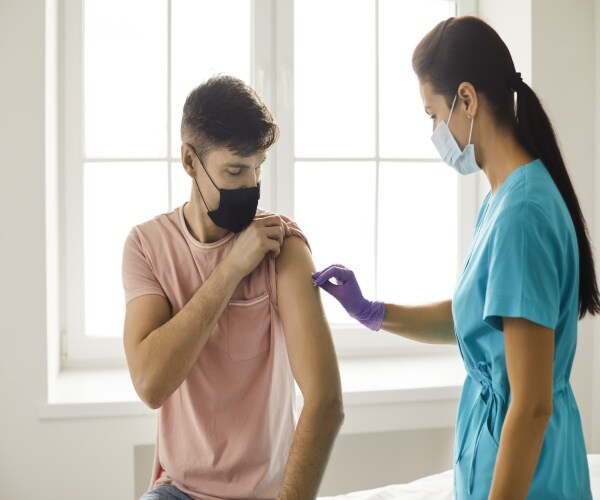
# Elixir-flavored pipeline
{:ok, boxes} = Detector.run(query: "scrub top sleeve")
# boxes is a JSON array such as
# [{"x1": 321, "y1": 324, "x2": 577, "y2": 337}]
[{"x1": 483, "y1": 204, "x2": 560, "y2": 331}]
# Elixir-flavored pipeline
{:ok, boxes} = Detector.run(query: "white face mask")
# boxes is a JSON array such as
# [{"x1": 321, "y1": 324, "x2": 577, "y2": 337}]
[{"x1": 431, "y1": 94, "x2": 480, "y2": 175}]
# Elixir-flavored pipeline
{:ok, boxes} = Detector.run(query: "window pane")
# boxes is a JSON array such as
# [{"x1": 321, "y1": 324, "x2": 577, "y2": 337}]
[
  {"x1": 84, "y1": 0, "x2": 168, "y2": 158},
  {"x1": 84, "y1": 162, "x2": 169, "y2": 337},
  {"x1": 171, "y1": 0, "x2": 251, "y2": 154},
  {"x1": 379, "y1": 0, "x2": 455, "y2": 158},
  {"x1": 377, "y1": 162, "x2": 457, "y2": 304},
  {"x1": 295, "y1": 0, "x2": 375, "y2": 158},
  {"x1": 294, "y1": 161, "x2": 376, "y2": 324}
]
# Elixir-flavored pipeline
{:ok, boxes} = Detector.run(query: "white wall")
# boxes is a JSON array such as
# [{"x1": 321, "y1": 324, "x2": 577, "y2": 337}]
[
  {"x1": 594, "y1": 0, "x2": 600, "y2": 453},
  {"x1": 0, "y1": 1, "x2": 597, "y2": 499},
  {"x1": 478, "y1": 0, "x2": 532, "y2": 82}
]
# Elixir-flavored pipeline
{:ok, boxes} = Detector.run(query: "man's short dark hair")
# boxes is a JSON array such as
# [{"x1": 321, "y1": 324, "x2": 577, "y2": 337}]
[{"x1": 181, "y1": 75, "x2": 279, "y2": 161}]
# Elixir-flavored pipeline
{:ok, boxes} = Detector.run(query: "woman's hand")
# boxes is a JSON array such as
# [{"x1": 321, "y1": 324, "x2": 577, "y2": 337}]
[{"x1": 312, "y1": 264, "x2": 384, "y2": 331}]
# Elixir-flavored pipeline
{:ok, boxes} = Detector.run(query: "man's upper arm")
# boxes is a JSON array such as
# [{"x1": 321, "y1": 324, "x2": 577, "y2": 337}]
[
  {"x1": 275, "y1": 236, "x2": 342, "y2": 404},
  {"x1": 122, "y1": 229, "x2": 172, "y2": 362},
  {"x1": 123, "y1": 295, "x2": 171, "y2": 369}
]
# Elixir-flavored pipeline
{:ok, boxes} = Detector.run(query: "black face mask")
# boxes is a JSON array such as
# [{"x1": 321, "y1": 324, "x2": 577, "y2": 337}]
[{"x1": 191, "y1": 150, "x2": 260, "y2": 233}]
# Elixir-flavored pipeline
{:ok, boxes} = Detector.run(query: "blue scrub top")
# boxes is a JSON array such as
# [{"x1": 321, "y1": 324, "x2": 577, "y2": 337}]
[{"x1": 452, "y1": 159, "x2": 591, "y2": 499}]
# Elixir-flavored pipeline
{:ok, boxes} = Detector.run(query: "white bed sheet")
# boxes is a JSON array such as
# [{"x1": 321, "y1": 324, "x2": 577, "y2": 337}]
[{"x1": 319, "y1": 454, "x2": 600, "y2": 499}]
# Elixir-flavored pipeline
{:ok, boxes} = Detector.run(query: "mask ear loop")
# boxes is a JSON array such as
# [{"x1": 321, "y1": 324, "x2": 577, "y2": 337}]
[
  {"x1": 193, "y1": 176, "x2": 212, "y2": 212},
  {"x1": 188, "y1": 144, "x2": 221, "y2": 212},
  {"x1": 188, "y1": 144, "x2": 220, "y2": 213},
  {"x1": 467, "y1": 114, "x2": 474, "y2": 145},
  {"x1": 447, "y1": 94, "x2": 458, "y2": 125},
  {"x1": 188, "y1": 145, "x2": 219, "y2": 190}
]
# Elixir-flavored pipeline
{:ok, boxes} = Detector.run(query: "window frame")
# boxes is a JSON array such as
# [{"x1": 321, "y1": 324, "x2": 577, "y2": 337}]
[{"x1": 60, "y1": 0, "x2": 479, "y2": 367}]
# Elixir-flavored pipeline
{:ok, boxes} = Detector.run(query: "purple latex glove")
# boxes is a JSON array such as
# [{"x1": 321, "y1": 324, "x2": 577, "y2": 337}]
[{"x1": 312, "y1": 264, "x2": 385, "y2": 331}]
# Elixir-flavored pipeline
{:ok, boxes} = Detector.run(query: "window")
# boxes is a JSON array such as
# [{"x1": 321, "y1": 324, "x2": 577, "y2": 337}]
[
  {"x1": 276, "y1": 0, "x2": 479, "y2": 356},
  {"x1": 293, "y1": 0, "x2": 457, "y2": 336},
  {"x1": 61, "y1": 0, "x2": 478, "y2": 366}
]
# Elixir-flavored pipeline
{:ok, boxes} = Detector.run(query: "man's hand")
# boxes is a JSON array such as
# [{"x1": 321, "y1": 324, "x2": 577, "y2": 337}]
[{"x1": 225, "y1": 214, "x2": 284, "y2": 278}]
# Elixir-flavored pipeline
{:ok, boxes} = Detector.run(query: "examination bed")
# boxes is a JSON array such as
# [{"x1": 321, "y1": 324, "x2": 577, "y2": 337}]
[{"x1": 319, "y1": 454, "x2": 600, "y2": 499}]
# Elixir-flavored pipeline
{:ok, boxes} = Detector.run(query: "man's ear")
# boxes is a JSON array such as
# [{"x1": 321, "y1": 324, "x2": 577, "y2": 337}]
[
  {"x1": 181, "y1": 143, "x2": 196, "y2": 177},
  {"x1": 457, "y1": 82, "x2": 479, "y2": 118}
]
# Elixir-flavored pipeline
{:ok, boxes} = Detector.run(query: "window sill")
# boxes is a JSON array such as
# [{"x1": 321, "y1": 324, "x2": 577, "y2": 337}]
[{"x1": 39, "y1": 353, "x2": 465, "y2": 433}]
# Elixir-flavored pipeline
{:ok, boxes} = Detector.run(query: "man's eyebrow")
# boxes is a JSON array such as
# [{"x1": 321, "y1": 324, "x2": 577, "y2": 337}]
[
  {"x1": 224, "y1": 157, "x2": 267, "y2": 169},
  {"x1": 224, "y1": 163, "x2": 250, "y2": 169}
]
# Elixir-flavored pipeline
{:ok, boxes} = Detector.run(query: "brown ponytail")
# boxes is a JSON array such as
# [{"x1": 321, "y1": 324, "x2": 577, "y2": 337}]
[{"x1": 513, "y1": 81, "x2": 600, "y2": 318}]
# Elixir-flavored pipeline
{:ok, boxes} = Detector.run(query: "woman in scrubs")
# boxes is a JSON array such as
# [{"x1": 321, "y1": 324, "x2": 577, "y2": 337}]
[{"x1": 313, "y1": 16, "x2": 599, "y2": 499}]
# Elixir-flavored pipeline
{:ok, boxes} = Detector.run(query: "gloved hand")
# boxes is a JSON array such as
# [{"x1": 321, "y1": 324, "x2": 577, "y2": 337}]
[{"x1": 312, "y1": 264, "x2": 385, "y2": 331}]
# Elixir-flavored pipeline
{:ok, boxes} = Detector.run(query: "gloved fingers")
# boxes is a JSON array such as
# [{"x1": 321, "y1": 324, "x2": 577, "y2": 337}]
[
  {"x1": 317, "y1": 279, "x2": 338, "y2": 297},
  {"x1": 312, "y1": 263, "x2": 342, "y2": 283},
  {"x1": 312, "y1": 264, "x2": 353, "y2": 286}
]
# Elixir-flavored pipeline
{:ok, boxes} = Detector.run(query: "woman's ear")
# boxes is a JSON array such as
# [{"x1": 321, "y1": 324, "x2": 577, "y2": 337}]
[{"x1": 457, "y1": 82, "x2": 479, "y2": 118}]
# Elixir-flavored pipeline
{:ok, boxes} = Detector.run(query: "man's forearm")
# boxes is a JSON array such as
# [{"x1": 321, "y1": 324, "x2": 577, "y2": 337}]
[
  {"x1": 133, "y1": 260, "x2": 245, "y2": 407},
  {"x1": 278, "y1": 398, "x2": 344, "y2": 500}
]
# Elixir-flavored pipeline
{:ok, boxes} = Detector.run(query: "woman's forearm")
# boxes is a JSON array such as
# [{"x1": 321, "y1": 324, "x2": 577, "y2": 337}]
[
  {"x1": 381, "y1": 300, "x2": 456, "y2": 344},
  {"x1": 488, "y1": 404, "x2": 551, "y2": 498}
]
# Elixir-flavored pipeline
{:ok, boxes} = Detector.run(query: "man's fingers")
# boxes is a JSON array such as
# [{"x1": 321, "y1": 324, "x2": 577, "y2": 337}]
[
  {"x1": 266, "y1": 237, "x2": 282, "y2": 258},
  {"x1": 254, "y1": 214, "x2": 284, "y2": 228},
  {"x1": 264, "y1": 224, "x2": 284, "y2": 246}
]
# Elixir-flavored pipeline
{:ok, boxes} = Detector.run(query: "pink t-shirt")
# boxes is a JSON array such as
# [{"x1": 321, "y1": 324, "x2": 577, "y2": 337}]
[{"x1": 122, "y1": 206, "x2": 308, "y2": 500}]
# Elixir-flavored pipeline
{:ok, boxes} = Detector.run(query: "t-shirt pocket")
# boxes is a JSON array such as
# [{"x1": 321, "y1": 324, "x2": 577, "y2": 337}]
[{"x1": 227, "y1": 292, "x2": 271, "y2": 361}]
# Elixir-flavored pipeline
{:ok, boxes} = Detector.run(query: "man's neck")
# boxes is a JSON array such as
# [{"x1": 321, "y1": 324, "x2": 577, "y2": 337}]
[{"x1": 183, "y1": 199, "x2": 230, "y2": 244}]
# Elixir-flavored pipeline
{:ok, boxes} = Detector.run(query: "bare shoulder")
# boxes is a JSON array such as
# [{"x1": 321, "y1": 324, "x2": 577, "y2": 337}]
[
  {"x1": 275, "y1": 234, "x2": 326, "y2": 335},
  {"x1": 275, "y1": 235, "x2": 313, "y2": 276}
]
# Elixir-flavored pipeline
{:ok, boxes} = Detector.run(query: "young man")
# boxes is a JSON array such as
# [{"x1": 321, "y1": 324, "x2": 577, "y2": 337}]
[{"x1": 123, "y1": 75, "x2": 344, "y2": 500}]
